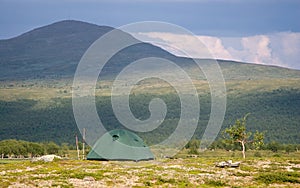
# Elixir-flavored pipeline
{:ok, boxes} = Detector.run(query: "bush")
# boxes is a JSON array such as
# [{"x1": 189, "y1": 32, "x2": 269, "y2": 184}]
[
  {"x1": 285, "y1": 144, "x2": 297, "y2": 154},
  {"x1": 254, "y1": 151, "x2": 262, "y2": 158},
  {"x1": 186, "y1": 139, "x2": 200, "y2": 155},
  {"x1": 255, "y1": 172, "x2": 300, "y2": 184},
  {"x1": 44, "y1": 142, "x2": 60, "y2": 154},
  {"x1": 204, "y1": 179, "x2": 227, "y2": 187},
  {"x1": 0, "y1": 139, "x2": 71, "y2": 158},
  {"x1": 273, "y1": 153, "x2": 281, "y2": 158},
  {"x1": 266, "y1": 141, "x2": 281, "y2": 152}
]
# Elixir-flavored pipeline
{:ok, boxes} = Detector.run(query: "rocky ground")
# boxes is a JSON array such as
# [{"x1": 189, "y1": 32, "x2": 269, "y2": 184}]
[{"x1": 1, "y1": 154, "x2": 300, "y2": 187}]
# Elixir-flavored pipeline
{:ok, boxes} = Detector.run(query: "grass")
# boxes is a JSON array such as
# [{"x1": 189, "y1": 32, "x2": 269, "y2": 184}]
[
  {"x1": 0, "y1": 150, "x2": 300, "y2": 187},
  {"x1": 204, "y1": 179, "x2": 227, "y2": 187},
  {"x1": 1, "y1": 78, "x2": 300, "y2": 101},
  {"x1": 255, "y1": 171, "x2": 300, "y2": 185}
]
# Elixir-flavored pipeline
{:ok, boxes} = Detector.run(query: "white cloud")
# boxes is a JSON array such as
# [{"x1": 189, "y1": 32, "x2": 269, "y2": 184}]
[
  {"x1": 197, "y1": 36, "x2": 233, "y2": 60},
  {"x1": 226, "y1": 35, "x2": 285, "y2": 67},
  {"x1": 134, "y1": 32, "x2": 214, "y2": 58},
  {"x1": 242, "y1": 35, "x2": 271, "y2": 62},
  {"x1": 135, "y1": 32, "x2": 300, "y2": 70},
  {"x1": 281, "y1": 33, "x2": 300, "y2": 55}
]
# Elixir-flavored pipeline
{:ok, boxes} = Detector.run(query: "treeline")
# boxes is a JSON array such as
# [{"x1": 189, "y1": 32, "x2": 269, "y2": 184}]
[
  {"x1": 0, "y1": 139, "x2": 80, "y2": 158},
  {"x1": 208, "y1": 140, "x2": 299, "y2": 153},
  {"x1": 185, "y1": 139, "x2": 300, "y2": 155},
  {"x1": 0, "y1": 88, "x2": 299, "y2": 144}
]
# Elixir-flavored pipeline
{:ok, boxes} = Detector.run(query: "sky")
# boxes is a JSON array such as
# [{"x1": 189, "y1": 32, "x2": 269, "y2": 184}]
[{"x1": 0, "y1": 0, "x2": 300, "y2": 69}]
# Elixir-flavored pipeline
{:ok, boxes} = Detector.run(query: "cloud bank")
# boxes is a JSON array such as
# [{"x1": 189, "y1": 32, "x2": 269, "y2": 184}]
[{"x1": 135, "y1": 32, "x2": 300, "y2": 70}]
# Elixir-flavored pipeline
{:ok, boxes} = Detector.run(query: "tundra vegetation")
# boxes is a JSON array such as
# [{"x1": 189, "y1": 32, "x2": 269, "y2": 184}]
[
  {"x1": 0, "y1": 148, "x2": 300, "y2": 187},
  {"x1": 0, "y1": 79, "x2": 300, "y2": 187},
  {"x1": 1, "y1": 21, "x2": 300, "y2": 187}
]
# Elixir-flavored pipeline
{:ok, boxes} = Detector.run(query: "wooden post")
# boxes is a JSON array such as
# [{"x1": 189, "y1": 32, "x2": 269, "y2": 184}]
[
  {"x1": 75, "y1": 134, "x2": 80, "y2": 160},
  {"x1": 82, "y1": 128, "x2": 86, "y2": 160}
]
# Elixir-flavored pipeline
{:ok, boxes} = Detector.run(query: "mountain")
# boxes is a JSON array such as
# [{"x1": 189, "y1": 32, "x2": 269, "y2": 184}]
[
  {"x1": 0, "y1": 20, "x2": 300, "y2": 81},
  {"x1": 0, "y1": 20, "x2": 300, "y2": 144},
  {"x1": 0, "y1": 20, "x2": 175, "y2": 80}
]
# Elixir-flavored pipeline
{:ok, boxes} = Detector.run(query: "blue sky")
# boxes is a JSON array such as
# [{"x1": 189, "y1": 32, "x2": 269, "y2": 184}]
[
  {"x1": 1, "y1": 0, "x2": 299, "y2": 38},
  {"x1": 0, "y1": 0, "x2": 300, "y2": 69}
]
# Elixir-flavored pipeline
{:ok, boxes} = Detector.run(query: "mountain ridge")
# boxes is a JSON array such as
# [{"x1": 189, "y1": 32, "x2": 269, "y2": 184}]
[
  {"x1": 0, "y1": 20, "x2": 300, "y2": 81},
  {"x1": 0, "y1": 20, "x2": 179, "y2": 80}
]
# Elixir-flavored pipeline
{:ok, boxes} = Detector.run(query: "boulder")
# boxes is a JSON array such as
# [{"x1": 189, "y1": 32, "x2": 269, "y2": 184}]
[
  {"x1": 215, "y1": 160, "x2": 240, "y2": 168},
  {"x1": 31, "y1": 155, "x2": 62, "y2": 162}
]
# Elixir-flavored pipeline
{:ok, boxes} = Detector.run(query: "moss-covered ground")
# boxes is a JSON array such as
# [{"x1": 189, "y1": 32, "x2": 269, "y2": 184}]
[{"x1": 1, "y1": 150, "x2": 300, "y2": 187}]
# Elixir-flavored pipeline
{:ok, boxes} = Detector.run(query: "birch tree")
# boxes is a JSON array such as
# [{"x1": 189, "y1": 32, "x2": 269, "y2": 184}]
[{"x1": 223, "y1": 114, "x2": 264, "y2": 159}]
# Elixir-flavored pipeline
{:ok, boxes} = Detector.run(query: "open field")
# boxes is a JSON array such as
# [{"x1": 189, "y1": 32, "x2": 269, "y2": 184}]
[
  {"x1": 1, "y1": 78, "x2": 300, "y2": 101},
  {"x1": 1, "y1": 150, "x2": 300, "y2": 187}
]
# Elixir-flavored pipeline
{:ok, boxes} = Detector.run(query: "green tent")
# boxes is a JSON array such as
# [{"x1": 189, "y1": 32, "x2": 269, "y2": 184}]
[{"x1": 87, "y1": 129, "x2": 154, "y2": 161}]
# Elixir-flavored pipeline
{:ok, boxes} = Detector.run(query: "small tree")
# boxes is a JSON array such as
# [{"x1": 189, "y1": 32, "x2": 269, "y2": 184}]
[
  {"x1": 285, "y1": 144, "x2": 296, "y2": 154},
  {"x1": 44, "y1": 142, "x2": 60, "y2": 154},
  {"x1": 223, "y1": 114, "x2": 264, "y2": 159},
  {"x1": 266, "y1": 141, "x2": 280, "y2": 152},
  {"x1": 185, "y1": 139, "x2": 200, "y2": 155}
]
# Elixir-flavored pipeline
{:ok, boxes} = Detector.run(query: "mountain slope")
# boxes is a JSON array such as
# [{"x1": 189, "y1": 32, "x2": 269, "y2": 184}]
[
  {"x1": 0, "y1": 20, "x2": 110, "y2": 79},
  {"x1": 0, "y1": 20, "x2": 300, "y2": 144},
  {"x1": 0, "y1": 20, "x2": 300, "y2": 81},
  {"x1": 0, "y1": 20, "x2": 175, "y2": 80}
]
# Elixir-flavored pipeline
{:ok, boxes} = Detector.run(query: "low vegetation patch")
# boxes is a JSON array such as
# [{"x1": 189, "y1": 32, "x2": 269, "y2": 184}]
[
  {"x1": 0, "y1": 151, "x2": 300, "y2": 187},
  {"x1": 255, "y1": 171, "x2": 300, "y2": 185},
  {"x1": 204, "y1": 179, "x2": 227, "y2": 187}
]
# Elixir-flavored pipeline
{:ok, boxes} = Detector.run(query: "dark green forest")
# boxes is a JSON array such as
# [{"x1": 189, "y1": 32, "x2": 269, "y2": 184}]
[{"x1": 0, "y1": 88, "x2": 299, "y2": 145}]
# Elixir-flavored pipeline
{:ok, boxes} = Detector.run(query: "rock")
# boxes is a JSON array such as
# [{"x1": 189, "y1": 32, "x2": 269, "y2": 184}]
[
  {"x1": 31, "y1": 155, "x2": 62, "y2": 162},
  {"x1": 215, "y1": 160, "x2": 240, "y2": 168},
  {"x1": 83, "y1": 176, "x2": 95, "y2": 181}
]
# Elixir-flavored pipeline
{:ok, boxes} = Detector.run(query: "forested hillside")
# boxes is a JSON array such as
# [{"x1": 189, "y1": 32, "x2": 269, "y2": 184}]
[
  {"x1": 0, "y1": 87, "x2": 299, "y2": 144},
  {"x1": 0, "y1": 20, "x2": 299, "y2": 145}
]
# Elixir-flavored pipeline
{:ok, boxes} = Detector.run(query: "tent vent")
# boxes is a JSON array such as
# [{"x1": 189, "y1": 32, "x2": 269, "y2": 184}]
[
  {"x1": 134, "y1": 138, "x2": 139, "y2": 142},
  {"x1": 112, "y1": 135, "x2": 119, "y2": 141}
]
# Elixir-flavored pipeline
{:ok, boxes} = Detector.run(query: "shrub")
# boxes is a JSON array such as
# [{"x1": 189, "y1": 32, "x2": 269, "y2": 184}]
[
  {"x1": 204, "y1": 179, "x2": 227, "y2": 187},
  {"x1": 285, "y1": 144, "x2": 296, "y2": 154},
  {"x1": 186, "y1": 139, "x2": 200, "y2": 155},
  {"x1": 254, "y1": 151, "x2": 262, "y2": 158},
  {"x1": 156, "y1": 177, "x2": 176, "y2": 185},
  {"x1": 273, "y1": 153, "x2": 281, "y2": 158},
  {"x1": 255, "y1": 172, "x2": 300, "y2": 184},
  {"x1": 266, "y1": 141, "x2": 281, "y2": 152},
  {"x1": 233, "y1": 172, "x2": 251, "y2": 177},
  {"x1": 289, "y1": 160, "x2": 300, "y2": 164}
]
